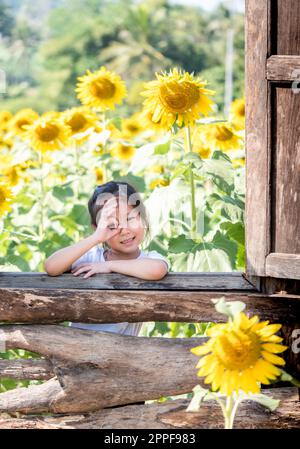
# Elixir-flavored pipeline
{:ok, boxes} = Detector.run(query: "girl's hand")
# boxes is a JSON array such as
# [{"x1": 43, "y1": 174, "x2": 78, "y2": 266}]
[
  {"x1": 71, "y1": 262, "x2": 112, "y2": 278},
  {"x1": 92, "y1": 196, "x2": 120, "y2": 244}
]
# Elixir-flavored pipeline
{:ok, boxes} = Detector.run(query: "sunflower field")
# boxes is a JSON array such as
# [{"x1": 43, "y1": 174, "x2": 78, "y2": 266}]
[{"x1": 0, "y1": 65, "x2": 245, "y2": 392}]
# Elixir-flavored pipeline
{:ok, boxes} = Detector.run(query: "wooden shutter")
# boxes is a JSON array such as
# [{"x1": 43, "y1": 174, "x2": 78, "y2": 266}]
[{"x1": 246, "y1": 0, "x2": 300, "y2": 281}]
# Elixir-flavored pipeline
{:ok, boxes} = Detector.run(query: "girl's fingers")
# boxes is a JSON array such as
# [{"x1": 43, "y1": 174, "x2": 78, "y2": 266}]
[
  {"x1": 72, "y1": 265, "x2": 91, "y2": 276},
  {"x1": 102, "y1": 198, "x2": 117, "y2": 214},
  {"x1": 71, "y1": 263, "x2": 89, "y2": 272},
  {"x1": 83, "y1": 270, "x2": 94, "y2": 279}
]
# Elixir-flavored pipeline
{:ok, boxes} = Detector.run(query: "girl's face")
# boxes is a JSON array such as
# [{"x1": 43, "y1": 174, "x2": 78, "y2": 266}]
[{"x1": 98, "y1": 197, "x2": 145, "y2": 253}]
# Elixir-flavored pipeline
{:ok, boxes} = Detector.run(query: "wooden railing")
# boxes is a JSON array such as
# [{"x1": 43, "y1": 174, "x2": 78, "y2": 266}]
[{"x1": 0, "y1": 272, "x2": 299, "y2": 429}]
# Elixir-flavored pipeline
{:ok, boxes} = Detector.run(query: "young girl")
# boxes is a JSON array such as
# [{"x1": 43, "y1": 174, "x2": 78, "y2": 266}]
[{"x1": 44, "y1": 180, "x2": 169, "y2": 337}]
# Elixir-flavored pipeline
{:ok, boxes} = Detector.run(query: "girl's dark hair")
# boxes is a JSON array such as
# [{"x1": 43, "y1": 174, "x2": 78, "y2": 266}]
[{"x1": 88, "y1": 181, "x2": 150, "y2": 249}]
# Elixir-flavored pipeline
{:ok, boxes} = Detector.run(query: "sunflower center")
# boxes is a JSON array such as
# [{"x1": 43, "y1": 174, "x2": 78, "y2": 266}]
[
  {"x1": 0, "y1": 188, "x2": 5, "y2": 203},
  {"x1": 120, "y1": 145, "x2": 131, "y2": 154},
  {"x1": 67, "y1": 113, "x2": 87, "y2": 132},
  {"x1": 215, "y1": 328, "x2": 261, "y2": 370},
  {"x1": 236, "y1": 103, "x2": 245, "y2": 117},
  {"x1": 159, "y1": 81, "x2": 200, "y2": 113},
  {"x1": 127, "y1": 124, "x2": 139, "y2": 133},
  {"x1": 36, "y1": 123, "x2": 59, "y2": 142},
  {"x1": 17, "y1": 119, "x2": 31, "y2": 131},
  {"x1": 214, "y1": 125, "x2": 234, "y2": 141},
  {"x1": 89, "y1": 78, "x2": 116, "y2": 99}
]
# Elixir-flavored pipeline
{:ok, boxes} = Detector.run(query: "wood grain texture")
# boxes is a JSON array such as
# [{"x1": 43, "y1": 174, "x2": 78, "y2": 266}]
[
  {"x1": 0, "y1": 388, "x2": 298, "y2": 429},
  {"x1": 245, "y1": 0, "x2": 271, "y2": 276},
  {"x1": 266, "y1": 253, "x2": 300, "y2": 279},
  {"x1": 0, "y1": 288, "x2": 299, "y2": 324},
  {"x1": 267, "y1": 56, "x2": 300, "y2": 81},
  {"x1": 276, "y1": 0, "x2": 300, "y2": 55},
  {"x1": 0, "y1": 325, "x2": 206, "y2": 413},
  {"x1": 273, "y1": 86, "x2": 300, "y2": 256},
  {"x1": 0, "y1": 272, "x2": 256, "y2": 291},
  {"x1": 0, "y1": 359, "x2": 54, "y2": 380}
]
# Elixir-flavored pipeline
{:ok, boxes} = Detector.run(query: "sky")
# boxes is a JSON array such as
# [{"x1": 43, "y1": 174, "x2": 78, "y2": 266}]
[{"x1": 171, "y1": 0, "x2": 244, "y2": 12}]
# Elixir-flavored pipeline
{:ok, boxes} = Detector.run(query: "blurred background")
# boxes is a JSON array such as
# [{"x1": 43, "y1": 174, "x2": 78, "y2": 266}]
[{"x1": 0, "y1": 0, "x2": 245, "y2": 115}]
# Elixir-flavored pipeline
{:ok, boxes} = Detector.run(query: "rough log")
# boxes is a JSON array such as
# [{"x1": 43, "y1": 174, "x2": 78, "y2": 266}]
[
  {"x1": 0, "y1": 325, "x2": 205, "y2": 414},
  {"x1": 0, "y1": 272, "x2": 256, "y2": 291},
  {"x1": 0, "y1": 388, "x2": 298, "y2": 429},
  {"x1": 0, "y1": 288, "x2": 299, "y2": 324},
  {"x1": 0, "y1": 359, "x2": 54, "y2": 380}
]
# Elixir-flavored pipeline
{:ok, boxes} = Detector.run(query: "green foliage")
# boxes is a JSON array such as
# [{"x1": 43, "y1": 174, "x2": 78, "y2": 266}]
[{"x1": 0, "y1": 0, "x2": 244, "y2": 113}]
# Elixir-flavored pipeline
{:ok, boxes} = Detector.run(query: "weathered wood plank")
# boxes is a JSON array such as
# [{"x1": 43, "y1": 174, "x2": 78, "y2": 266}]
[
  {"x1": 0, "y1": 272, "x2": 256, "y2": 291},
  {"x1": 266, "y1": 253, "x2": 300, "y2": 280},
  {"x1": 0, "y1": 325, "x2": 206, "y2": 413},
  {"x1": 276, "y1": 0, "x2": 300, "y2": 55},
  {"x1": 273, "y1": 86, "x2": 300, "y2": 256},
  {"x1": 0, "y1": 359, "x2": 54, "y2": 380},
  {"x1": 245, "y1": 0, "x2": 271, "y2": 276},
  {"x1": 267, "y1": 55, "x2": 300, "y2": 81},
  {"x1": 0, "y1": 288, "x2": 299, "y2": 324},
  {"x1": 0, "y1": 388, "x2": 298, "y2": 429}
]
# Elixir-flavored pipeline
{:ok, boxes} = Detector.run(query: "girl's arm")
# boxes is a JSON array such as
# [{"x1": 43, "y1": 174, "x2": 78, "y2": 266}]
[
  {"x1": 72, "y1": 258, "x2": 168, "y2": 281},
  {"x1": 44, "y1": 197, "x2": 121, "y2": 276},
  {"x1": 108, "y1": 258, "x2": 168, "y2": 280},
  {"x1": 44, "y1": 234, "x2": 99, "y2": 276}
]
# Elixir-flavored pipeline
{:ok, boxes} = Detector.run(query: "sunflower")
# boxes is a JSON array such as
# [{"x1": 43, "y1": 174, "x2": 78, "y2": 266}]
[
  {"x1": 9, "y1": 109, "x2": 39, "y2": 137},
  {"x1": 140, "y1": 110, "x2": 166, "y2": 133},
  {"x1": 149, "y1": 178, "x2": 169, "y2": 189},
  {"x1": 106, "y1": 122, "x2": 122, "y2": 139},
  {"x1": 196, "y1": 145, "x2": 212, "y2": 159},
  {"x1": 121, "y1": 114, "x2": 144, "y2": 138},
  {"x1": 191, "y1": 132, "x2": 212, "y2": 159},
  {"x1": 111, "y1": 143, "x2": 136, "y2": 161},
  {"x1": 0, "y1": 131, "x2": 13, "y2": 149},
  {"x1": 0, "y1": 111, "x2": 13, "y2": 131},
  {"x1": 191, "y1": 312, "x2": 287, "y2": 396},
  {"x1": 232, "y1": 158, "x2": 245, "y2": 168},
  {"x1": 0, "y1": 183, "x2": 13, "y2": 217},
  {"x1": 141, "y1": 68, "x2": 215, "y2": 130},
  {"x1": 94, "y1": 167, "x2": 106, "y2": 184},
  {"x1": 149, "y1": 164, "x2": 164, "y2": 174},
  {"x1": 76, "y1": 66, "x2": 127, "y2": 110},
  {"x1": 201, "y1": 123, "x2": 242, "y2": 152},
  {"x1": 1, "y1": 166, "x2": 20, "y2": 186},
  {"x1": 229, "y1": 98, "x2": 245, "y2": 131},
  {"x1": 26, "y1": 115, "x2": 71, "y2": 152},
  {"x1": 62, "y1": 107, "x2": 99, "y2": 140}
]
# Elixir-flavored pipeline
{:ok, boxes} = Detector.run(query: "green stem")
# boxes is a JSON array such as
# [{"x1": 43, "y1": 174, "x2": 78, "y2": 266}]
[
  {"x1": 74, "y1": 142, "x2": 80, "y2": 199},
  {"x1": 168, "y1": 217, "x2": 191, "y2": 231},
  {"x1": 38, "y1": 151, "x2": 45, "y2": 241},
  {"x1": 185, "y1": 125, "x2": 197, "y2": 237},
  {"x1": 99, "y1": 111, "x2": 108, "y2": 181},
  {"x1": 230, "y1": 397, "x2": 240, "y2": 428},
  {"x1": 223, "y1": 394, "x2": 238, "y2": 429}
]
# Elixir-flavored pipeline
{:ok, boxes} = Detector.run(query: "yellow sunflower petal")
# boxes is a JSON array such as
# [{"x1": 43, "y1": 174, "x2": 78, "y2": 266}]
[
  {"x1": 258, "y1": 324, "x2": 282, "y2": 338},
  {"x1": 261, "y1": 343, "x2": 287, "y2": 353},
  {"x1": 190, "y1": 344, "x2": 211, "y2": 356},
  {"x1": 261, "y1": 351, "x2": 286, "y2": 366}
]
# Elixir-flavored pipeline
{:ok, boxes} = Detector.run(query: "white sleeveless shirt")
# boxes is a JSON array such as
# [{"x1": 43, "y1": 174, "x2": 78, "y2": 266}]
[{"x1": 69, "y1": 245, "x2": 169, "y2": 336}]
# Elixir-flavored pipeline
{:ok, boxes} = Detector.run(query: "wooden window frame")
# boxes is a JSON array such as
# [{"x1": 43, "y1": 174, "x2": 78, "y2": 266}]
[{"x1": 246, "y1": 0, "x2": 300, "y2": 281}]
